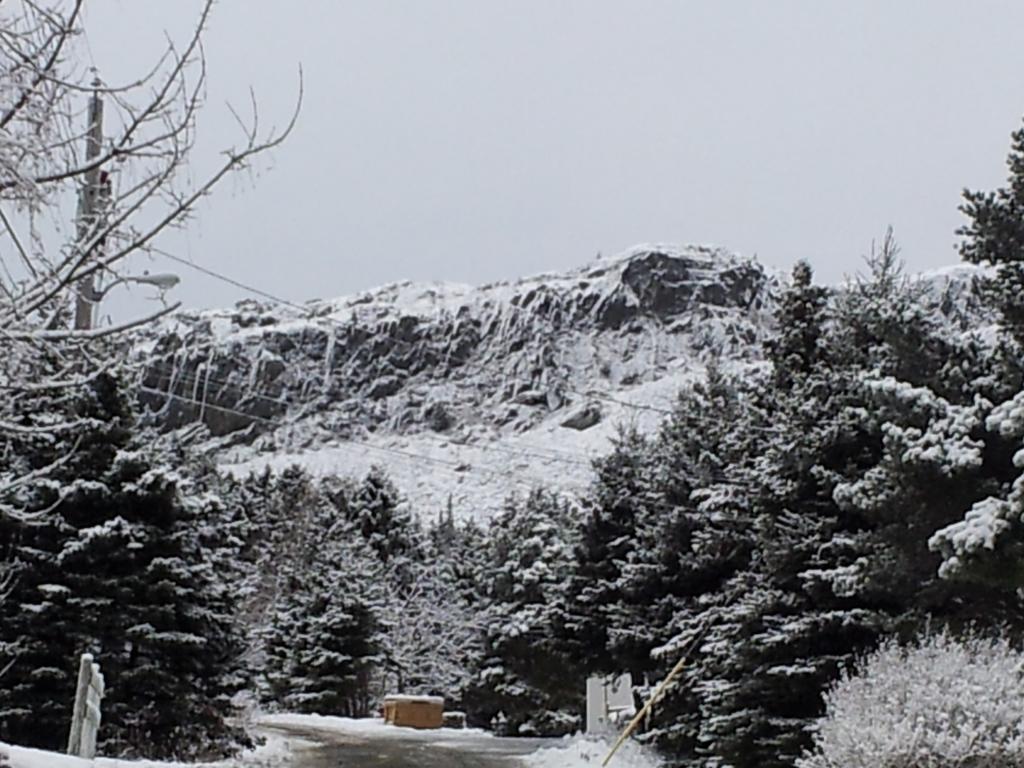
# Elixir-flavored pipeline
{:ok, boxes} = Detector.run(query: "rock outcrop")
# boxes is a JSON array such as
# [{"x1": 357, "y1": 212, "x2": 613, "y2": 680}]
[{"x1": 127, "y1": 245, "x2": 994, "y2": 517}]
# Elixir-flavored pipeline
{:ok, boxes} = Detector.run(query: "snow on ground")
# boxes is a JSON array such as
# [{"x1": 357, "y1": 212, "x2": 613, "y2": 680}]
[
  {"x1": 0, "y1": 731, "x2": 293, "y2": 768},
  {"x1": 257, "y1": 715, "x2": 661, "y2": 766},
  {"x1": 522, "y1": 735, "x2": 662, "y2": 768},
  {"x1": 219, "y1": 367, "x2": 704, "y2": 519},
  {"x1": 257, "y1": 713, "x2": 491, "y2": 745}
]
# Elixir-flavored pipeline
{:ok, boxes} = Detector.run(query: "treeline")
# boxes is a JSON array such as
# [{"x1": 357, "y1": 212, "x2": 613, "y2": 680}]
[{"x1": 0, "y1": 396, "x2": 488, "y2": 758}]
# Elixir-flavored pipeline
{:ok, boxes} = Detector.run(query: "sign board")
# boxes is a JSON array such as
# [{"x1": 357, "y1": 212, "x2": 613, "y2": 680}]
[{"x1": 586, "y1": 673, "x2": 635, "y2": 734}]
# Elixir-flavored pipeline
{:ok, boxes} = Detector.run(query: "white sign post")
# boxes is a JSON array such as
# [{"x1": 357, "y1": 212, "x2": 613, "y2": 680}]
[
  {"x1": 586, "y1": 673, "x2": 635, "y2": 734},
  {"x1": 67, "y1": 653, "x2": 104, "y2": 759}
]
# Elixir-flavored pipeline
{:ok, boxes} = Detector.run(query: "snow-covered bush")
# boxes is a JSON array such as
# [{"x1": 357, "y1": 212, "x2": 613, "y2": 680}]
[{"x1": 798, "y1": 631, "x2": 1024, "y2": 768}]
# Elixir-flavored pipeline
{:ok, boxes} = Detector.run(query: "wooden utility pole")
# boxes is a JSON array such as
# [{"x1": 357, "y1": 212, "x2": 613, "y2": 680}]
[
  {"x1": 601, "y1": 623, "x2": 708, "y2": 767},
  {"x1": 73, "y1": 79, "x2": 105, "y2": 330}
]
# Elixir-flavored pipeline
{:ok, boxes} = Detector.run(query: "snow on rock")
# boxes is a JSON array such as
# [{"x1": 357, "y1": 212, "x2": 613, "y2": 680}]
[
  {"x1": 522, "y1": 735, "x2": 663, "y2": 768},
  {"x1": 911, "y1": 262, "x2": 997, "y2": 338},
  {"x1": 218, "y1": 366, "x2": 706, "y2": 518},
  {"x1": 126, "y1": 245, "x2": 994, "y2": 521}
]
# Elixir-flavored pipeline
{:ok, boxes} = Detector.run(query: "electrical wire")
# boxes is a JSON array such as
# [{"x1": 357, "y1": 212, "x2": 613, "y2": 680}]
[
  {"x1": 138, "y1": 385, "x2": 544, "y2": 497},
  {"x1": 151, "y1": 246, "x2": 313, "y2": 314},
  {"x1": 142, "y1": 361, "x2": 597, "y2": 470},
  {"x1": 150, "y1": 246, "x2": 669, "y2": 407},
  {"x1": 149, "y1": 249, "x2": 839, "y2": 444},
  {"x1": 138, "y1": 363, "x2": 750, "y2": 514}
]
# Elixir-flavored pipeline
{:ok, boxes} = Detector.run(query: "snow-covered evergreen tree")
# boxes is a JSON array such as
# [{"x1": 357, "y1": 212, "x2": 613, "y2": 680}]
[
  {"x1": 959, "y1": 117, "x2": 1024, "y2": 344},
  {"x1": 0, "y1": 374, "x2": 247, "y2": 759},
  {"x1": 264, "y1": 548, "x2": 380, "y2": 716},
  {"x1": 616, "y1": 364, "x2": 766, "y2": 763},
  {"x1": 928, "y1": 116, "x2": 1024, "y2": 589},
  {"x1": 562, "y1": 425, "x2": 656, "y2": 676},
  {"x1": 466, "y1": 490, "x2": 581, "y2": 735},
  {"x1": 767, "y1": 259, "x2": 829, "y2": 390},
  {"x1": 341, "y1": 467, "x2": 422, "y2": 567}
]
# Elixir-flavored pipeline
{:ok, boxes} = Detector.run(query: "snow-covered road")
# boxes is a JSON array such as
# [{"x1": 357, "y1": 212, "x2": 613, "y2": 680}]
[
  {"x1": 2, "y1": 714, "x2": 660, "y2": 768},
  {"x1": 257, "y1": 715, "x2": 550, "y2": 768}
]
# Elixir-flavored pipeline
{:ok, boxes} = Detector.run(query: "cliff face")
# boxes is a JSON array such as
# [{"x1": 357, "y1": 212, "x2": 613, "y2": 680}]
[
  {"x1": 130, "y1": 246, "x2": 993, "y2": 518},
  {"x1": 135, "y1": 245, "x2": 776, "y2": 438}
]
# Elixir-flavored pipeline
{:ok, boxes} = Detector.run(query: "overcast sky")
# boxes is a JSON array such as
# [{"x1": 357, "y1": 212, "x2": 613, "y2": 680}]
[{"x1": 82, "y1": 1, "x2": 1024, "y2": 314}]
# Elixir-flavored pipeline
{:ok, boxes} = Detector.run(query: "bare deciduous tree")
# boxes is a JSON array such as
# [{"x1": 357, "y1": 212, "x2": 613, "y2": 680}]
[
  {"x1": 0, "y1": 0, "x2": 301, "y2": 523},
  {"x1": 376, "y1": 563, "x2": 484, "y2": 698}
]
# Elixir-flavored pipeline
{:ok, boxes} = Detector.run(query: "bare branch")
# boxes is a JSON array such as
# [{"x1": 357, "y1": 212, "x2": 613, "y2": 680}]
[
  {"x1": 0, "y1": 0, "x2": 82, "y2": 131},
  {"x1": 0, "y1": 1, "x2": 299, "y2": 522},
  {"x1": 5, "y1": 300, "x2": 180, "y2": 340}
]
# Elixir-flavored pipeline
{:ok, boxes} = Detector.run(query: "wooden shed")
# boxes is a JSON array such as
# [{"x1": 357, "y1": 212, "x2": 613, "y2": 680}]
[{"x1": 383, "y1": 695, "x2": 445, "y2": 729}]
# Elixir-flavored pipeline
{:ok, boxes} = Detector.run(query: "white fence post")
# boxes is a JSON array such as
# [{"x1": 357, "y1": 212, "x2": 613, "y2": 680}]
[{"x1": 67, "y1": 653, "x2": 104, "y2": 759}]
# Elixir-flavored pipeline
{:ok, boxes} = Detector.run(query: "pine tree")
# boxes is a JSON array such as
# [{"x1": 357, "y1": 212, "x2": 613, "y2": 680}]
[
  {"x1": 699, "y1": 243, "x2": 1019, "y2": 768},
  {"x1": 562, "y1": 426, "x2": 654, "y2": 675},
  {"x1": 694, "y1": 255, "x2": 906, "y2": 768},
  {"x1": 930, "y1": 115, "x2": 1024, "y2": 588},
  {"x1": 465, "y1": 490, "x2": 581, "y2": 735},
  {"x1": 767, "y1": 260, "x2": 829, "y2": 390},
  {"x1": 0, "y1": 374, "x2": 247, "y2": 759},
  {"x1": 344, "y1": 467, "x2": 422, "y2": 567},
  {"x1": 263, "y1": 490, "x2": 381, "y2": 717},
  {"x1": 959, "y1": 118, "x2": 1024, "y2": 344},
  {"x1": 614, "y1": 365, "x2": 766, "y2": 763}
]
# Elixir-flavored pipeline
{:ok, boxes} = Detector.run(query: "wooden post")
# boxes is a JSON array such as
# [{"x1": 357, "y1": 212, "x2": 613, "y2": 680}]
[
  {"x1": 67, "y1": 653, "x2": 104, "y2": 759},
  {"x1": 601, "y1": 625, "x2": 707, "y2": 767},
  {"x1": 66, "y1": 653, "x2": 92, "y2": 755}
]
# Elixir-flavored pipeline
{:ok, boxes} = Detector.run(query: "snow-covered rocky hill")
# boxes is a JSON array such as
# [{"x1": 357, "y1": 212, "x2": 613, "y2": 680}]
[{"x1": 130, "y1": 245, "x2": 992, "y2": 519}]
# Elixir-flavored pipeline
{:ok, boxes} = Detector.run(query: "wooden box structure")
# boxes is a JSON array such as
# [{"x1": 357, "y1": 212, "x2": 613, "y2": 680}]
[{"x1": 383, "y1": 695, "x2": 445, "y2": 729}]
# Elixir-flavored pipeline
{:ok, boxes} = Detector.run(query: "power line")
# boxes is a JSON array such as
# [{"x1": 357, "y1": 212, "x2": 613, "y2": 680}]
[
  {"x1": 569, "y1": 389, "x2": 675, "y2": 417},
  {"x1": 143, "y1": 350, "x2": 613, "y2": 468},
  {"x1": 418, "y1": 431, "x2": 594, "y2": 469},
  {"x1": 138, "y1": 385, "x2": 542, "y2": 496},
  {"x1": 142, "y1": 362, "x2": 598, "y2": 471},
  {"x1": 151, "y1": 247, "x2": 312, "y2": 314},
  {"x1": 149, "y1": 246, "x2": 680, "y2": 409},
  {"x1": 138, "y1": 360, "x2": 753, "y2": 519},
  {"x1": 143, "y1": 385, "x2": 746, "y2": 515},
  {"x1": 139, "y1": 362, "x2": 749, "y2": 506},
  {"x1": 147, "y1": 247, "x2": 836, "y2": 438}
]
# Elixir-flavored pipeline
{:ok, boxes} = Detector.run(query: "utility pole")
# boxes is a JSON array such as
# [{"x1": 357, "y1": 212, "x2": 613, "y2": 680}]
[{"x1": 73, "y1": 79, "x2": 105, "y2": 330}]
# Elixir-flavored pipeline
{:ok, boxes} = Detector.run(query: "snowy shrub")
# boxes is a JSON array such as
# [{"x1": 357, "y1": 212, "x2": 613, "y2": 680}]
[{"x1": 798, "y1": 631, "x2": 1024, "y2": 768}]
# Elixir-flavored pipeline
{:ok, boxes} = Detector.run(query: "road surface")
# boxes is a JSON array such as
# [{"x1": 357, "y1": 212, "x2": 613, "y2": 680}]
[{"x1": 258, "y1": 717, "x2": 554, "y2": 768}]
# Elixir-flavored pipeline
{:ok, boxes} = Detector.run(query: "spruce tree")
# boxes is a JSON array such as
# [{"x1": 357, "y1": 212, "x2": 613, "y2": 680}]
[
  {"x1": 930, "y1": 115, "x2": 1024, "y2": 587},
  {"x1": 960, "y1": 118, "x2": 1024, "y2": 344},
  {"x1": 263, "y1": 486, "x2": 382, "y2": 717},
  {"x1": 465, "y1": 490, "x2": 581, "y2": 735},
  {"x1": 767, "y1": 260, "x2": 829, "y2": 390},
  {"x1": 562, "y1": 426, "x2": 654, "y2": 675},
  {"x1": 0, "y1": 374, "x2": 247, "y2": 759}
]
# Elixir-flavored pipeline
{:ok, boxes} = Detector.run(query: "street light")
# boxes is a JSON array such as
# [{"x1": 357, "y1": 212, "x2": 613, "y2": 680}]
[
  {"x1": 80, "y1": 270, "x2": 181, "y2": 328},
  {"x1": 83, "y1": 271, "x2": 180, "y2": 302}
]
